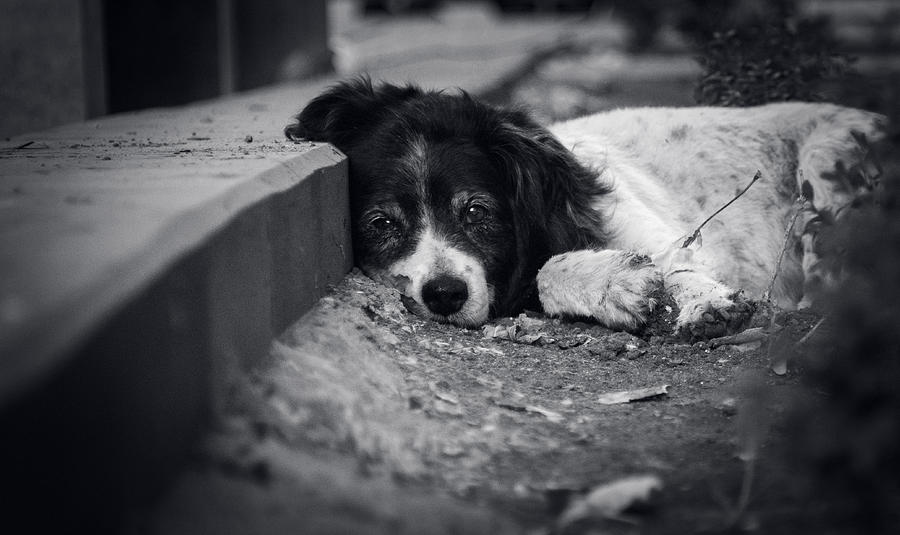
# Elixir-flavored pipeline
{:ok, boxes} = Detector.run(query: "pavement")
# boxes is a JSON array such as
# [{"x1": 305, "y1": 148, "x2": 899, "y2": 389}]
[{"x1": 326, "y1": 0, "x2": 632, "y2": 93}]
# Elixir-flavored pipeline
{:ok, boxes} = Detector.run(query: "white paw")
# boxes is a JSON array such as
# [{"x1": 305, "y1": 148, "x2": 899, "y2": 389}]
[
  {"x1": 665, "y1": 268, "x2": 753, "y2": 340},
  {"x1": 537, "y1": 249, "x2": 663, "y2": 331},
  {"x1": 673, "y1": 281, "x2": 735, "y2": 327}
]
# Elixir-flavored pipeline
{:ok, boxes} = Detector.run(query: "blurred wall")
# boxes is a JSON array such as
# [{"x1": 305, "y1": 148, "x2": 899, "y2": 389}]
[
  {"x1": 0, "y1": 0, "x2": 331, "y2": 138},
  {"x1": 0, "y1": 0, "x2": 94, "y2": 138}
]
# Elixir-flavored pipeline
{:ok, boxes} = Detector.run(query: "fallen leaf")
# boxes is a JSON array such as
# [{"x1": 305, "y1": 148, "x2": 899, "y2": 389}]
[
  {"x1": 518, "y1": 333, "x2": 544, "y2": 345},
  {"x1": 495, "y1": 399, "x2": 527, "y2": 412},
  {"x1": 557, "y1": 474, "x2": 663, "y2": 528},
  {"x1": 515, "y1": 312, "x2": 546, "y2": 332},
  {"x1": 596, "y1": 385, "x2": 669, "y2": 405},
  {"x1": 525, "y1": 405, "x2": 564, "y2": 423},
  {"x1": 494, "y1": 400, "x2": 564, "y2": 422},
  {"x1": 481, "y1": 324, "x2": 506, "y2": 339},
  {"x1": 434, "y1": 390, "x2": 459, "y2": 404},
  {"x1": 429, "y1": 381, "x2": 459, "y2": 404},
  {"x1": 482, "y1": 322, "x2": 552, "y2": 346}
]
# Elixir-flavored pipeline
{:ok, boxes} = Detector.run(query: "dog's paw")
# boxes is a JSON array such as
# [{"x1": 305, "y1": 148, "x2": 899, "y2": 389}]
[
  {"x1": 677, "y1": 291, "x2": 755, "y2": 341},
  {"x1": 537, "y1": 249, "x2": 663, "y2": 332},
  {"x1": 660, "y1": 249, "x2": 754, "y2": 340}
]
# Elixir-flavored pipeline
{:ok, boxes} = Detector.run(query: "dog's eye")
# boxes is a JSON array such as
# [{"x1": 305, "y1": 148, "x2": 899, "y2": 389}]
[
  {"x1": 464, "y1": 204, "x2": 489, "y2": 225},
  {"x1": 370, "y1": 216, "x2": 397, "y2": 232}
]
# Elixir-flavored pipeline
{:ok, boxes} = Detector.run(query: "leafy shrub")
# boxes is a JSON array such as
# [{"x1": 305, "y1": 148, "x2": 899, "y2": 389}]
[
  {"x1": 693, "y1": 14, "x2": 852, "y2": 106},
  {"x1": 781, "y1": 76, "x2": 900, "y2": 530},
  {"x1": 786, "y1": 153, "x2": 900, "y2": 532}
]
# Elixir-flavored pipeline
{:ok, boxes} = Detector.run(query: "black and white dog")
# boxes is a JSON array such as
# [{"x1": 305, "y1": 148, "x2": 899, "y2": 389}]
[{"x1": 286, "y1": 78, "x2": 884, "y2": 335}]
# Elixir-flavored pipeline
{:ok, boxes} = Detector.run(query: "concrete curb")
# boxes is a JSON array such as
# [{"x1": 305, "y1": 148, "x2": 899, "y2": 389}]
[
  {"x1": 0, "y1": 90, "x2": 349, "y2": 405},
  {"x1": 0, "y1": 81, "x2": 351, "y2": 529}
]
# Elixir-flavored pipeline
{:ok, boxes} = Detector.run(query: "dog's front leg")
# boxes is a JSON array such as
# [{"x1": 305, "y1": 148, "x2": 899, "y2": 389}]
[
  {"x1": 660, "y1": 248, "x2": 754, "y2": 339},
  {"x1": 536, "y1": 249, "x2": 663, "y2": 331}
]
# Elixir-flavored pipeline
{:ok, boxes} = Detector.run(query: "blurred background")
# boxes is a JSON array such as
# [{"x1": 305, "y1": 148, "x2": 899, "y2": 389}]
[{"x1": 2, "y1": 0, "x2": 898, "y2": 137}]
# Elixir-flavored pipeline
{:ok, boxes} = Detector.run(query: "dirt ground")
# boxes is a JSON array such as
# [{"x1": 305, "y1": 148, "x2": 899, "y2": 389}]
[{"x1": 145, "y1": 268, "x2": 832, "y2": 535}]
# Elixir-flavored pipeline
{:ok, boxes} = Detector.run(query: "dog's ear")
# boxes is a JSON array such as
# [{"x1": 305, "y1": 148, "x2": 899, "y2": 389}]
[
  {"x1": 485, "y1": 109, "x2": 611, "y2": 315},
  {"x1": 285, "y1": 77, "x2": 423, "y2": 150},
  {"x1": 489, "y1": 109, "x2": 610, "y2": 253}
]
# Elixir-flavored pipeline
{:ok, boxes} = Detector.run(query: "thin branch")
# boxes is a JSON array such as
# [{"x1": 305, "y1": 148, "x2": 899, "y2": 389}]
[
  {"x1": 763, "y1": 189, "x2": 807, "y2": 302},
  {"x1": 795, "y1": 316, "x2": 827, "y2": 347},
  {"x1": 682, "y1": 170, "x2": 761, "y2": 248},
  {"x1": 764, "y1": 179, "x2": 810, "y2": 368}
]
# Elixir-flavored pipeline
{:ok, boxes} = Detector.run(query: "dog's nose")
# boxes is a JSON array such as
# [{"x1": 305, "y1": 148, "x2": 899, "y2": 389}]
[{"x1": 422, "y1": 275, "x2": 468, "y2": 316}]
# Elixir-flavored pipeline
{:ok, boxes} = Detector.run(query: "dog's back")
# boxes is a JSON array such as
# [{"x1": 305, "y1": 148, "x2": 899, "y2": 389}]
[{"x1": 550, "y1": 103, "x2": 886, "y2": 307}]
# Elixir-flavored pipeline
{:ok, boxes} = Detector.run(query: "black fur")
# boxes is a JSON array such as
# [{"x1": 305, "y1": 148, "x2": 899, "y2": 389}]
[{"x1": 286, "y1": 77, "x2": 611, "y2": 318}]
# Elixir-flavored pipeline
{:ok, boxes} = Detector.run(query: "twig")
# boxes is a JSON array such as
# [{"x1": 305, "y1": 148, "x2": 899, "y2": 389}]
[
  {"x1": 14, "y1": 140, "x2": 35, "y2": 150},
  {"x1": 763, "y1": 175, "x2": 810, "y2": 369},
  {"x1": 682, "y1": 170, "x2": 761, "y2": 248},
  {"x1": 763, "y1": 189, "x2": 807, "y2": 302},
  {"x1": 795, "y1": 316, "x2": 826, "y2": 347}
]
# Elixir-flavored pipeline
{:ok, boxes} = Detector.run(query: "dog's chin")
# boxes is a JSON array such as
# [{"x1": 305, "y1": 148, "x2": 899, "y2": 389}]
[{"x1": 399, "y1": 295, "x2": 490, "y2": 328}]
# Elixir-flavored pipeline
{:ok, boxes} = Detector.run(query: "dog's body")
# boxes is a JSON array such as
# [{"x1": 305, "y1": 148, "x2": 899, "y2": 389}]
[
  {"x1": 287, "y1": 79, "x2": 884, "y2": 335},
  {"x1": 541, "y1": 104, "x2": 883, "y2": 331}
]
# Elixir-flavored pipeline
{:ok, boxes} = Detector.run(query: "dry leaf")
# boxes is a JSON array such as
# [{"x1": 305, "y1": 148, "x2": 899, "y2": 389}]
[
  {"x1": 495, "y1": 400, "x2": 564, "y2": 422},
  {"x1": 518, "y1": 333, "x2": 544, "y2": 345},
  {"x1": 525, "y1": 405, "x2": 564, "y2": 423},
  {"x1": 596, "y1": 385, "x2": 669, "y2": 405}
]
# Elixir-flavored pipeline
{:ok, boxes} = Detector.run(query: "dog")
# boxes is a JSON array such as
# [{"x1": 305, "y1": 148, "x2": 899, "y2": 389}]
[{"x1": 286, "y1": 78, "x2": 884, "y2": 336}]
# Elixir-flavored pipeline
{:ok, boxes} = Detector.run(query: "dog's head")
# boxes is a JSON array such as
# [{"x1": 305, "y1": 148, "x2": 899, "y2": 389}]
[{"x1": 286, "y1": 78, "x2": 609, "y2": 326}]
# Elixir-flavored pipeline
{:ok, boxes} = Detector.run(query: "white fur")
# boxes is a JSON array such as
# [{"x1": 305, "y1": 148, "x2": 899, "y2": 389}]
[
  {"x1": 537, "y1": 250, "x2": 661, "y2": 331},
  {"x1": 542, "y1": 102, "x2": 884, "y2": 330},
  {"x1": 375, "y1": 226, "x2": 493, "y2": 327}
]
